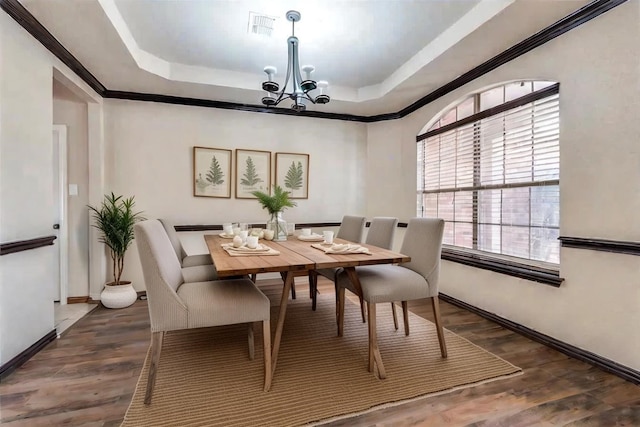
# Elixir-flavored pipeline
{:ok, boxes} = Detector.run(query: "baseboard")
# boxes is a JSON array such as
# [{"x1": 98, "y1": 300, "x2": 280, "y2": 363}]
[
  {"x1": 439, "y1": 293, "x2": 640, "y2": 385},
  {"x1": 67, "y1": 296, "x2": 89, "y2": 304},
  {"x1": 0, "y1": 330, "x2": 57, "y2": 382}
]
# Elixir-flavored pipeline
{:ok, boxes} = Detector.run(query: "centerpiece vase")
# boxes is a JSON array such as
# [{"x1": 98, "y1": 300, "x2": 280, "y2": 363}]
[{"x1": 267, "y1": 212, "x2": 288, "y2": 241}]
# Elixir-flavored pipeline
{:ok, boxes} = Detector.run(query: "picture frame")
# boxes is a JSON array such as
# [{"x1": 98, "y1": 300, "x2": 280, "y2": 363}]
[
  {"x1": 193, "y1": 147, "x2": 232, "y2": 198},
  {"x1": 275, "y1": 152, "x2": 309, "y2": 199},
  {"x1": 235, "y1": 149, "x2": 271, "y2": 198}
]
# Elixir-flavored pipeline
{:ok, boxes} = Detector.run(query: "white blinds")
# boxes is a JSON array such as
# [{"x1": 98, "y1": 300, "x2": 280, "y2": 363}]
[{"x1": 417, "y1": 91, "x2": 560, "y2": 263}]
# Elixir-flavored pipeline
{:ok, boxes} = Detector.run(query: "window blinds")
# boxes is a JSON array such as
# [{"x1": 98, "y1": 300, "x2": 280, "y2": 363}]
[{"x1": 417, "y1": 88, "x2": 560, "y2": 263}]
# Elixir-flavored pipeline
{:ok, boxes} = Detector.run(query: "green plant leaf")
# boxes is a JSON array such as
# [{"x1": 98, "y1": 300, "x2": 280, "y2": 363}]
[
  {"x1": 251, "y1": 185, "x2": 296, "y2": 215},
  {"x1": 88, "y1": 192, "x2": 145, "y2": 285}
]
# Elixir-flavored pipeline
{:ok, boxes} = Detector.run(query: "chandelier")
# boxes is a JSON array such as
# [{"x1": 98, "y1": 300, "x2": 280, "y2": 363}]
[{"x1": 260, "y1": 10, "x2": 330, "y2": 111}]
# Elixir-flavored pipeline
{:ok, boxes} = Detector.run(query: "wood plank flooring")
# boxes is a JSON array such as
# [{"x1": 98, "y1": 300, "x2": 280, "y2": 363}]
[{"x1": 1, "y1": 278, "x2": 638, "y2": 426}]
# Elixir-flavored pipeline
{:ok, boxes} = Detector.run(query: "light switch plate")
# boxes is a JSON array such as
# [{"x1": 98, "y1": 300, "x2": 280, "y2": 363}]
[{"x1": 68, "y1": 184, "x2": 78, "y2": 196}]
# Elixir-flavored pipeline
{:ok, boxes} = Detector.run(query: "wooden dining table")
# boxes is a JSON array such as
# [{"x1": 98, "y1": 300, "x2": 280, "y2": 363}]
[{"x1": 204, "y1": 234, "x2": 410, "y2": 388}]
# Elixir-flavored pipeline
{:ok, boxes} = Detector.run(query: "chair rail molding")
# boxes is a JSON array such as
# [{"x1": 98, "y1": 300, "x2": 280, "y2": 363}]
[
  {"x1": 0, "y1": 236, "x2": 57, "y2": 256},
  {"x1": 559, "y1": 236, "x2": 640, "y2": 256}
]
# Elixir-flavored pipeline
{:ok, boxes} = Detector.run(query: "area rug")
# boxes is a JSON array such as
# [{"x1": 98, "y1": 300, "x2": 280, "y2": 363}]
[{"x1": 122, "y1": 294, "x2": 521, "y2": 426}]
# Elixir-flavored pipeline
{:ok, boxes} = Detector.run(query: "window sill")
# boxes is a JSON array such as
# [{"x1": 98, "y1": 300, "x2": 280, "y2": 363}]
[{"x1": 441, "y1": 248, "x2": 564, "y2": 287}]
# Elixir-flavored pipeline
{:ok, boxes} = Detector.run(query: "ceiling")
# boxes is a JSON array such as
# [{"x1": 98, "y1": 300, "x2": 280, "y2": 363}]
[{"x1": 19, "y1": 0, "x2": 591, "y2": 117}]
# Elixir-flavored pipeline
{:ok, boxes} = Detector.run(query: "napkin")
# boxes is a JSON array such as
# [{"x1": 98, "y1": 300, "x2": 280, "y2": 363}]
[
  {"x1": 311, "y1": 243, "x2": 372, "y2": 255},
  {"x1": 297, "y1": 233, "x2": 325, "y2": 242},
  {"x1": 221, "y1": 243, "x2": 280, "y2": 256}
]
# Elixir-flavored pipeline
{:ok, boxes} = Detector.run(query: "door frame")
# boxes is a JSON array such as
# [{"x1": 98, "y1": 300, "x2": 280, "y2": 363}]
[{"x1": 53, "y1": 124, "x2": 69, "y2": 305}]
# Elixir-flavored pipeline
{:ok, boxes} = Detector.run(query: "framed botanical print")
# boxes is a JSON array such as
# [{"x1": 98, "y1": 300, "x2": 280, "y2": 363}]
[
  {"x1": 193, "y1": 146, "x2": 232, "y2": 198},
  {"x1": 275, "y1": 152, "x2": 309, "y2": 199},
  {"x1": 235, "y1": 149, "x2": 271, "y2": 198}
]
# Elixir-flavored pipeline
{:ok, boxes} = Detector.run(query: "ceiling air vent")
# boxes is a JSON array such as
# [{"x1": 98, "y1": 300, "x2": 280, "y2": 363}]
[{"x1": 248, "y1": 12, "x2": 276, "y2": 37}]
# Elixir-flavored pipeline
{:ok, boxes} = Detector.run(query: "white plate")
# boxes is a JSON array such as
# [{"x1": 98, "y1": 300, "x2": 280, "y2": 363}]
[{"x1": 297, "y1": 234, "x2": 324, "y2": 242}]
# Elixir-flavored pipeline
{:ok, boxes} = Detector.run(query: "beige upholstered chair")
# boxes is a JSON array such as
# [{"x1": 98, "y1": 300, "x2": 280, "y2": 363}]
[
  {"x1": 336, "y1": 217, "x2": 446, "y2": 379},
  {"x1": 135, "y1": 219, "x2": 272, "y2": 403},
  {"x1": 159, "y1": 218, "x2": 218, "y2": 282},
  {"x1": 309, "y1": 215, "x2": 366, "y2": 310},
  {"x1": 349, "y1": 217, "x2": 399, "y2": 323},
  {"x1": 159, "y1": 218, "x2": 214, "y2": 268}
]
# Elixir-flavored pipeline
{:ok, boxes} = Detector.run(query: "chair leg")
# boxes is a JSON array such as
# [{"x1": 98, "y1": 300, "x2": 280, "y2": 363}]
[
  {"x1": 144, "y1": 331, "x2": 164, "y2": 405},
  {"x1": 280, "y1": 271, "x2": 296, "y2": 299},
  {"x1": 263, "y1": 320, "x2": 272, "y2": 392},
  {"x1": 402, "y1": 301, "x2": 410, "y2": 336},
  {"x1": 391, "y1": 302, "x2": 398, "y2": 330},
  {"x1": 367, "y1": 302, "x2": 386, "y2": 379},
  {"x1": 308, "y1": 271, "x2": 317, "y2": 311},
  {"x1": 337, "y1": 286, "x2": 346, "y2": 336},
  {"x1": 248, "y1": 323, "x2": 255, "y2": 360},
  {"x1": 431, "y1": 296, "x2": 447, "y2": 358}
]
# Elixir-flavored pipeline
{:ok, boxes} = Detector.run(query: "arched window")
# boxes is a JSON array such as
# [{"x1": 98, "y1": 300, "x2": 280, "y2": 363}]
[{"x1": 417, "y1": 81, "x2": 560, "y2": 264}]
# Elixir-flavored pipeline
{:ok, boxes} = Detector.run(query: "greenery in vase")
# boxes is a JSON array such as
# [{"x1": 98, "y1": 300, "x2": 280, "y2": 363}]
[
  {"x1": 88, "y1": 193, "x2": 144, "y2": 285},
  {"x1": 206, "y1": 155, "x2": 225, "y2": 186},
  {"x1": 251, "y1": 185, "x2": 296, "y2": 215},
  {"x1": 284, "y1": 161, "x2": 303, "y2": 190},
  {"x1": 241, "y1": 156, "x2": 263, "y2": 187}
]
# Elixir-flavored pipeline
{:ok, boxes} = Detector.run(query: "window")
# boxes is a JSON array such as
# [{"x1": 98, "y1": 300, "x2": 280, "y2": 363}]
[{"x1": 417, "y1": 81, "x2": 560, "y2": 264}]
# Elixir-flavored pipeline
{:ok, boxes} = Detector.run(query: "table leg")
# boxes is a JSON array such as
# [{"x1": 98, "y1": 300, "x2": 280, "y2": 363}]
[{"x1": 271, "y1": 270, "x2": 294, "y2": 378}]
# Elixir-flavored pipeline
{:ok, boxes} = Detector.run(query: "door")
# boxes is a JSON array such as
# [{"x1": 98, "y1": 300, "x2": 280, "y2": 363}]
[{"x1": 53, "y1": 125, "x2": 68, "y2": 304}]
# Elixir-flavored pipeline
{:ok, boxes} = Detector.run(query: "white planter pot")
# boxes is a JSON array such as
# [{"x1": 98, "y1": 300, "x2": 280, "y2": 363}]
[{"x1": 101, "y1": 282, "x2": 137, "y2": 309}]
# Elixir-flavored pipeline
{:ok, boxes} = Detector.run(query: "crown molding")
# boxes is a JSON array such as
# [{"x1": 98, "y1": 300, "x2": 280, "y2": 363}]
[{"x1": 1, "y1": 0, "x2": 627, "y2": 122}]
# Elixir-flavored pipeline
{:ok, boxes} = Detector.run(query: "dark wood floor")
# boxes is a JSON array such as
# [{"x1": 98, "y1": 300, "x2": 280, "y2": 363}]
[{"x1": 1, "y1": 278, "x2": 639, "y2": 426}]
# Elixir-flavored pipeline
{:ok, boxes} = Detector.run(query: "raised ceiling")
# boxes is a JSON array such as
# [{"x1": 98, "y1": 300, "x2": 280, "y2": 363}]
[{"x1": 19, "y1": 0, "x2": 592, "y2": 116}]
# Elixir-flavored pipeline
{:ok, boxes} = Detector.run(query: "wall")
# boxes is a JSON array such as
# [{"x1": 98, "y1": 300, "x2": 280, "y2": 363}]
[
  {"x1": 53, "y1": 84, "x2": 90, "y2": 298},
  {"x1": 365, "y1": 2, "x2": 640, "y2": 370},
  {"x1": 0, "y1": 12, "x2": 101, "y2": 365},
  {"x1": 103, "y1": 100, "x2": 367, "y2": 290}
]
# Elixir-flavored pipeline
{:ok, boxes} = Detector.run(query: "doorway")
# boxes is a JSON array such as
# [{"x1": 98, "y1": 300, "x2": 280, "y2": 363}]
[{"x1": 52, "y1": 124, "x2": 68, "y2": 304}]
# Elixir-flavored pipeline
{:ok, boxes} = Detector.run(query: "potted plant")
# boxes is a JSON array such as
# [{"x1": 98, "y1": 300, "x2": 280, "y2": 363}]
[
  {"x1": 88, "y1": 192, "x2": 144, "y2": 308},
  {"x1": 251, "y1": 185, "x2": 296, "y2": 241}
]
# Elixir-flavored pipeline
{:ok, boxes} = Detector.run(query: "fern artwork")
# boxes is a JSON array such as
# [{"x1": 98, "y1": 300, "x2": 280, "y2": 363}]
[
  {"x1": 235, "y1": 149, "x2": 270, "y2": 198},
  {"x1": 276, "y1": 153, "x2": 309, "y2": 199},
  {"x1": 241, "y1": 156, "x2": 263, "y2": 187},
  {"x1": 193, "y1": 147, "x2": 232, "y2": 198},
  {"x1": 206, "y1": 156, "x2": 225, "y2": 186},
  {"x1": 284, "y1": 161, "x2": 303, "y2": 190}
]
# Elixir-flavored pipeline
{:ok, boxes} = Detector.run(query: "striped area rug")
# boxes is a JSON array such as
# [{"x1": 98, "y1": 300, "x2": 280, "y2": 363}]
[{"x1": 122, "y1": 294, "x2": 521, "y2": 426}]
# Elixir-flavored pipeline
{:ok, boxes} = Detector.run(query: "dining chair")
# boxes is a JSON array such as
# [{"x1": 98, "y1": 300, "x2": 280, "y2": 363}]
[
  {"x1": 347, "y1": 217, "x2": 399, "y2": 324},
  {"x1": 135, "y1": 219, "x2": 272, "y2": 403},
  {"x1": 159, "y1": 218, "x2": 213, "y2": 268},
  {"x1": 308, "y1": 215, "x2": 366, "y2": 311},
  {"x1": 335, "y1": 217, "x2": 446, "y2": 379},
  {"x1": 158, "y1": 219, "x2": 219, "y2": 282}
]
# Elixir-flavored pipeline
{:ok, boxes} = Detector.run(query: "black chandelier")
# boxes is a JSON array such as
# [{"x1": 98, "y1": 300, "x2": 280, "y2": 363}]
[{"x1": 260, "y1": 10, "x2": 330, "y2": 111}]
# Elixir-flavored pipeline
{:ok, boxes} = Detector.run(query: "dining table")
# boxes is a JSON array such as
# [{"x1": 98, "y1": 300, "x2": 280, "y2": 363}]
[{"x1": 204, "y1": 233, "x2": 410, "y2": 389}]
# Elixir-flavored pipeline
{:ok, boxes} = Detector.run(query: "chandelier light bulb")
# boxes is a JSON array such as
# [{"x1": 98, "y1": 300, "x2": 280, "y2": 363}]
[
  {"x1": 259, "y1": 11, "x2": 330, "y2": 110},
  {"x1": 262, "y1": 66, "x2": 279, "y2": 93},
  {"x1": 315, "y1": 80, "x2": 330, "y2": 104}
]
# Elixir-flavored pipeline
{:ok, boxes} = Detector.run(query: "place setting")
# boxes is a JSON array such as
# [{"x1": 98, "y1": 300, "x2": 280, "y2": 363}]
[
  {"x1": 309, "y1": 230, "x2": 372, "y2": 255},
  {"x1": 296, "y1": 227, "x2": 324, "y2": 242},
  {"x1": 221, "y1": 232, "x2": 280, "y2": 256}
]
